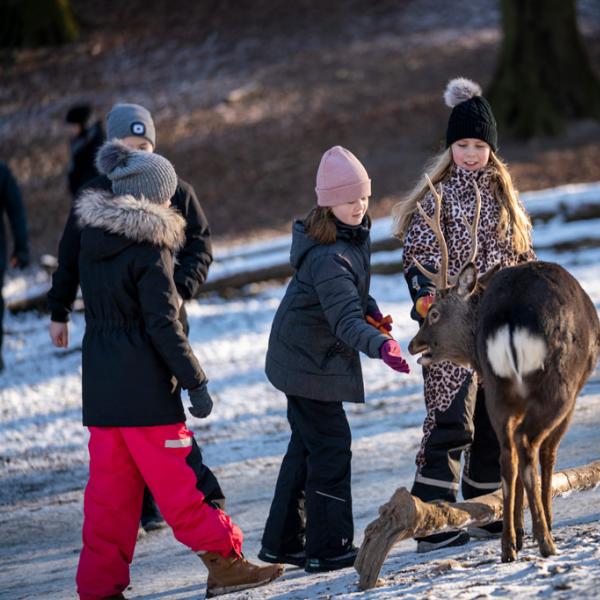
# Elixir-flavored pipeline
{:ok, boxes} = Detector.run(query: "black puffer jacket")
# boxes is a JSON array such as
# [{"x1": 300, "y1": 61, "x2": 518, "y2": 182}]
[
  {"x1": 67, "y1": 121, "x2": 104, "y2": 196},
  {"x1": 48, "y1": 174, "x2": 212, "y2": 322},
  {"x1": 75, "y1": 189, "x2": 207, "y2": 427},
  {"x1": 0, "y1": 161, "x2": 28, "y2": 271},
  {"x1": 265, "y1": 218, "x2": 389, "y2": 403}
]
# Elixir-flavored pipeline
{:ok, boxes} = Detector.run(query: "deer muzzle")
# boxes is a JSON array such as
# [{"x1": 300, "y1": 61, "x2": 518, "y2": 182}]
[{"x1": 408, "y1": 336, "x2": 432, "y2": 367}]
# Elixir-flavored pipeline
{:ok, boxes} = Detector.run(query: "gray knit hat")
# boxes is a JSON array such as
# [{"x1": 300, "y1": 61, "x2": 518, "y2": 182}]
[
  {"x1": 106, "y1": 103, "x2": 156, "y2": 147},
  {"x1": 96, "y1": 140, "x2": 177, "y2": 204}
]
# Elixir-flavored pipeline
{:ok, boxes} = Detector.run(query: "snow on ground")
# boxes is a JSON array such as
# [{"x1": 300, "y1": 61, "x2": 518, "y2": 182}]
[{"x1": 1, "y1": 186, "x2": 600, "y2": 599}]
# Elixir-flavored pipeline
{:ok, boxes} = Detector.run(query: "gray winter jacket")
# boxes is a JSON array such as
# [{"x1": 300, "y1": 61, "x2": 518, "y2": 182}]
[{"x1": 265, "y1": 218, "x2": 389, "y2": 403}]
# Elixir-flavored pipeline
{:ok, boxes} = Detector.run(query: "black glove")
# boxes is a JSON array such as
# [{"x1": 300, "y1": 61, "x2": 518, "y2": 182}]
[
  {"x1": 188, "y1": 383, "x2": 213, "y2": 419},
  {"x1": 10, "y1": 250, "x2": 29, "y2": 270}
]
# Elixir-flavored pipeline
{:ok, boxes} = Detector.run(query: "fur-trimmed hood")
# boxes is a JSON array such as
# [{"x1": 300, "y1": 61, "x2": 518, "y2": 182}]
[{"x1": 75, "y1": 189, "x2": 186, "y2": 254}]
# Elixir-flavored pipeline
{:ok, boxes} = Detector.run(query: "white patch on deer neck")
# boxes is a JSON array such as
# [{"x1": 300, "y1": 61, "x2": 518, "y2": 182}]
[{"x1": 486, "y1": 325, "x2": 547, "y2": 391}]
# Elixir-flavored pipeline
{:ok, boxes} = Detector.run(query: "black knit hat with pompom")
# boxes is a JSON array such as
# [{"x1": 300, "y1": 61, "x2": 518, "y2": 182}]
[{"x1": 444, "y1": 78, "x2": 498, "y2": 152}]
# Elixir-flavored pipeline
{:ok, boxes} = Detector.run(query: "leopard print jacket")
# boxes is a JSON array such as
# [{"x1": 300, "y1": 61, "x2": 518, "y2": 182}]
[{"x1": 402, "y1": 164, "x2": 536, "y2": 470}]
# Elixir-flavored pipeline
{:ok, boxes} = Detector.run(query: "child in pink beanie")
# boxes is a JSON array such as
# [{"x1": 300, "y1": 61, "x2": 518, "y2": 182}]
[{"x1": 259, "y1": 146, "x2": 409, "y2": 574}]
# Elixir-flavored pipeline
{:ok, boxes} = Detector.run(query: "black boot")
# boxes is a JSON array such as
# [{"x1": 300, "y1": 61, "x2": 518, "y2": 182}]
[
  {"x1": 415, "y1": 530, "x2": 470, "y2": 553},
  {"x1": 258, "y1": 546, "x2": 306, "y2": 567},
  {"x1": 140, "y1": 487, "x2": 166, "y2": 533},
  {"x1": 305, "y1": 545, "x2": 358, "y2": 573}
]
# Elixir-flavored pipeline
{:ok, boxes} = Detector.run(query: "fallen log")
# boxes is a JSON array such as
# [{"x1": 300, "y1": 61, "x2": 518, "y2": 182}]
[{"x1": 355, "y1": 460, "x2": 600, "y2": 590}]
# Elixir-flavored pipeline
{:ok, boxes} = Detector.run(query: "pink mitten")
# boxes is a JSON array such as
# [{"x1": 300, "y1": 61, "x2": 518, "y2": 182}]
[{"x1": 380, "y1": 340, "x2": 410, "y2": 374}]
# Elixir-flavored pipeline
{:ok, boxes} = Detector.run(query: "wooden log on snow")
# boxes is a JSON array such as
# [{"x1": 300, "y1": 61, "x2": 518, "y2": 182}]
[{"x1": 355, "y1": 460, "x2": 600, "y2": 590}]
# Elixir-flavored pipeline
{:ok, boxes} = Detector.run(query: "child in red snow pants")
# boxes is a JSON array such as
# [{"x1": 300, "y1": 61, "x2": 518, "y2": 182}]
[{"x1": 76, "y1": 424, "x2": 243, "y2": 600}]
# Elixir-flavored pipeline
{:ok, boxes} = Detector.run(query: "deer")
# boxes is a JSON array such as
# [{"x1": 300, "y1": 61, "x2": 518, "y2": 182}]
[{"x1": 406, "y1": 176, "x2": 600, "y2": 562}]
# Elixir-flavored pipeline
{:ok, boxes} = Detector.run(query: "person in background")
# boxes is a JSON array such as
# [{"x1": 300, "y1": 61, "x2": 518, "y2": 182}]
[
  {"x1": 49, "y1": 102, "x2": 213, "y2": 532},
  {"x1": 65, "y1": 104, "x2": 105, "y2": 198},
  {"x1": 0, "y1": 160, "x2": 29, "y2": 372}
]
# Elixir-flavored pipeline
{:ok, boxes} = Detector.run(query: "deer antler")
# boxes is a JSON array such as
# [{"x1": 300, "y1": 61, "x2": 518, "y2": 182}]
[
  {"x1": 412, "y1": 176, "x2": 482, "y2": 290},
  {"x1": 412, "y1": 174, "x2": 449, "y2": 290}
]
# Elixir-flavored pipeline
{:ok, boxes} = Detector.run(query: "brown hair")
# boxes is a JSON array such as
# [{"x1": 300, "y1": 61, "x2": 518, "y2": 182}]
[
  {"x1": 304, "y1": 206, "x2": 337, "y2": 244},
  {"x1": 392, "y1": 148, "x2": 532, "y2": 254}
]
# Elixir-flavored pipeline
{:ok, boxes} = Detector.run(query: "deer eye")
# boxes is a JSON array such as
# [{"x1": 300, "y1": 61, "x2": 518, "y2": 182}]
[{"x1": 429, "y1": 308, "x2": 440, "y2": 323}]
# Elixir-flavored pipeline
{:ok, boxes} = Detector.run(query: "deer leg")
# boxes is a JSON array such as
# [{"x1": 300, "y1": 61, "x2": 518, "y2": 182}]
[
  {"x1": 539, "y1": 404, "x2": 575, "y2": 532},
  {"x1": 514, "y1": 474, "x2": 525, "y2": 551},
  {"x1": 499, "y1": 431, "x2": 518, "y2": 562},
  {"x1": 515, "y1": 427, "x2": 556, "y2": 558}
]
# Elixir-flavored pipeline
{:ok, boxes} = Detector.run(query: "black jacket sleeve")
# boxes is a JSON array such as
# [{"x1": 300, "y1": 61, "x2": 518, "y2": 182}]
[
  {"x1": 135, "y1": 245, "x2": 207, "y2": 390},
  {"x1": 47, "y1": 206, "x2": 81, "y2": 322},
  {"x1": 311, "y1": 253, "x2": 389, "y2": 358},
  {"x1": 47, "y1": 175, "x2": 110, "y2": 322},
  {"x1": 1, "y1": 163, "x2": 29, "y2": 262},
  {"x1": 171, "y1": 180, "x2": 213, "y2": 300}
]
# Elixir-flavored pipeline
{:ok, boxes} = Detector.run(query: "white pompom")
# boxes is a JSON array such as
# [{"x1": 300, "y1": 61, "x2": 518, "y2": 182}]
[{"x1": 444, "y1": 78, "x2": 482, "y2": 108}]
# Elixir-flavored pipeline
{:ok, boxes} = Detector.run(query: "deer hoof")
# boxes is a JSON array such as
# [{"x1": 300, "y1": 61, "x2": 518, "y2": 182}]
[
  {"x1": 501, "y1": 541, "x2": 518, "y2": 563},
  {"x1": 539, "y1": 537, "x2": 557, "y2": 557}
]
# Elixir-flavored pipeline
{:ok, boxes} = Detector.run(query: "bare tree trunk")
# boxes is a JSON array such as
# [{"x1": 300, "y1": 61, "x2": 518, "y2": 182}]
[
  {"x1": 488, "y1": 0, "x2": 600, "y2": 137},
  {"x1": 355, "y1": 460, "x2": 600, "y2": 590},
  {"x1": 0, "y1": 0, "x2": 79, "y2": 49}
]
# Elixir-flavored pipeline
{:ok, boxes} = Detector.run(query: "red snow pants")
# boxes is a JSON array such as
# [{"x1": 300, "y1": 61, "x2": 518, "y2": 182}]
[{"x1": 76, "y1": 424, "x2": 243, "y2": 600}]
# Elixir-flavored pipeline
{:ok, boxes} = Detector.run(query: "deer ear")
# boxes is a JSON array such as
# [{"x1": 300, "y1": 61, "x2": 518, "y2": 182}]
[
  {"x1": 457, "y1": 263, "x2": 478, "y2": 298},
  {"x1": 479, "y1": 264, "x2": 501, "y2": 290}
]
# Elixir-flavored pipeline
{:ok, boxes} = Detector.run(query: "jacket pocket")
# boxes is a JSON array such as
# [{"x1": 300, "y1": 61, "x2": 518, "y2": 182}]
[{"x1": 320, "y1": 341, "x2": 345, "y2": 370}]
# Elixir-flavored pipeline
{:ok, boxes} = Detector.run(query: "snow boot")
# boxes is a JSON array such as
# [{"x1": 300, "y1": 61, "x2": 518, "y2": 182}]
[
  {"x1": 468, "y1": 520, "x2": 503, "y2": 539},
  {"x1": 140, "y1": 489, "x2": 167, "y2": 533},
  {"x1": 304, "y1": 545, "x2": 358, "y2": 573},
  {"x1": 258, "y1": 546, "x2": 306, "y2": 567},
  {"x1": 200, "y1": 551, "x2": 284, "y2": 598},
  {"x1": 416, "y1": 530, "x2": 470, "y2": 553}
]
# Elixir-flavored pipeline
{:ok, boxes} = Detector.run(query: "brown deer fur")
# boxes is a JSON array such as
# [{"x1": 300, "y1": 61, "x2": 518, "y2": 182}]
[{"x1": 407, "y1": 180, "x2": 600, "y2": 562}]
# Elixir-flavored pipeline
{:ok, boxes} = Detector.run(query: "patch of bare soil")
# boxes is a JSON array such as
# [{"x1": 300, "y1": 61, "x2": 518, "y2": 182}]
[{"x1": 1, "y1": 0, "x2": 599, "y2": 256}]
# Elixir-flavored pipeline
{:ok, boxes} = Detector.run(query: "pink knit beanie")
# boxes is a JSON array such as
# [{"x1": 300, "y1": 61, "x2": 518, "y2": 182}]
[{"x1": 315, "y1": 146, "x2": 371, "y2": 207}]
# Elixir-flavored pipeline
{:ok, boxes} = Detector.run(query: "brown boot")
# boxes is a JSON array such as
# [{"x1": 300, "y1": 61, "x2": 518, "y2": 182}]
[{"x1": 200, "y1": 551, "x2": 284, "y2": 598}]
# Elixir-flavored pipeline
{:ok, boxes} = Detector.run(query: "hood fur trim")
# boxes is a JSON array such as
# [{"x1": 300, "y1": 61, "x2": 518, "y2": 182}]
[{"x1": 75, "y1": 189, "x2": 186, "y2": 251}]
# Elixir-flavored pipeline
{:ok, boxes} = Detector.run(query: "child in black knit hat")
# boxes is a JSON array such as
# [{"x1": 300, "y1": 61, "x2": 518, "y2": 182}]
[{"x1": 392, "y1": 77, "x2": 537, "y2": 553}]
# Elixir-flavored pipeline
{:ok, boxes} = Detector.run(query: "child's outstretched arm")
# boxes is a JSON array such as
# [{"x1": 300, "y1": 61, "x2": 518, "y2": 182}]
[{"x1": 311, "y1": 253, "x2": 391, "y2": 358}]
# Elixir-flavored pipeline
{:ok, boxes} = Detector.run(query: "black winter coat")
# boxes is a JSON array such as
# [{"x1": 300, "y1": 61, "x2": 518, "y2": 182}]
[
  {"x1": 0, "y1": 161, "x2": 28, "y2": 272},
  {"x1": 265, "y1": 218, "x2": 389, "y2": 403},
  {"x1": 67, "y1": 121, "x2": 105, "y2": 196},
  {"x1": 75, "y1": 189, "x2": 207, "y2": 427},
  {"x1": 48, "y1": 174, "x2": 212, "y2": 322}
]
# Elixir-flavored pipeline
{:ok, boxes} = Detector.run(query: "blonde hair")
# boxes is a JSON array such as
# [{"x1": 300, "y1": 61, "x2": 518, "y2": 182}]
[{"x1": 392, "y1": 148, "x2": 532, "y2": 254}]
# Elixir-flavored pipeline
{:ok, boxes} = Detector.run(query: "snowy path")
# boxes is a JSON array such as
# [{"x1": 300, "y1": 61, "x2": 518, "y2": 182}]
[{"x1": 2, "y1": 203, "x2": 600, "y2": 598}]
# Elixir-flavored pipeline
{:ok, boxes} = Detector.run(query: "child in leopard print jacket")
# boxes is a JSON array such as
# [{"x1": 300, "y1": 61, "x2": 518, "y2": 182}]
[{"x1": 393, "y1": 78, "x2": 536, "y2": 553}]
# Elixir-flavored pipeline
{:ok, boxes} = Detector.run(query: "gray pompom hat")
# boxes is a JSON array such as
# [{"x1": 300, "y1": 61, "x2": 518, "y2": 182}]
[
  {"x1": 96, "y1": 140, "x2": 177, "y2": 204},
  {"x1": 106, "y1": 103, "x2": 156, "y2": 147}
]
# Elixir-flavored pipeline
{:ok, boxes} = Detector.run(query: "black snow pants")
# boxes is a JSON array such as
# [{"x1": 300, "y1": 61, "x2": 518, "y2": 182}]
[
  {"x1": 411, "y1": 369, "x2": 501, "y2": 503},
  {"x1": 0, "y1": 264, "x2": 5, "y2": 358},
  {"x1": 262, "y1": 395, "x2": 354, "y2": 559}
]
